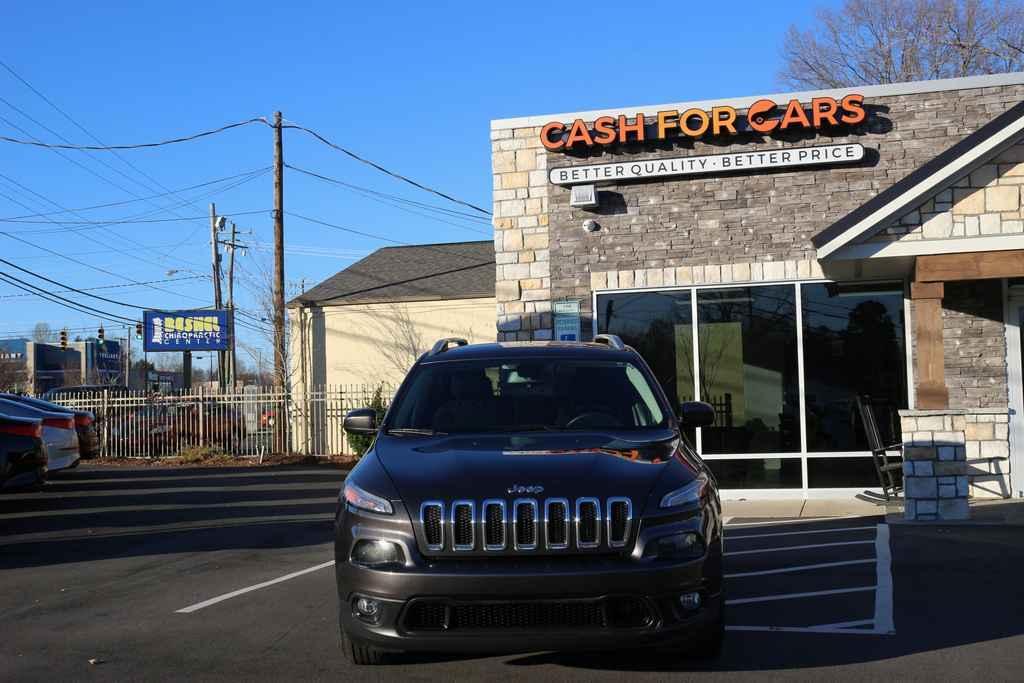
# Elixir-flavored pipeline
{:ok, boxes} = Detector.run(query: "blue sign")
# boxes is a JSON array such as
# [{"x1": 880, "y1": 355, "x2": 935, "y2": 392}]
[
  {"x1": 143, "y1": 310, "x2": 231, "y2": 352},
  {"x1": 553, "y1": 300, "x2": 581, "y2": 342}
]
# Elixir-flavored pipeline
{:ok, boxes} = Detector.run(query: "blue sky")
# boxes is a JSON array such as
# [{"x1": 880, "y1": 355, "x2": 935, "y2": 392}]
[{"x1": 0, "y1": 0, "x2": 832, "y2": 365}]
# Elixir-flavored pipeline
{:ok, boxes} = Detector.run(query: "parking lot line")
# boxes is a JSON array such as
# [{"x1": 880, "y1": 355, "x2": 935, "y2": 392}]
[
  {"x1": 724, "y1": 515, "x2": 862, "y2": 529},
  {"x1": 175, "y1": 560, "x2": 336, "y2": 614},
  {"x1": 726, "y1": 526, "x2": 876, "y2": 541},
  {"x1": 726, "y1": 585, "x2": 875, "y2": 606},
  {"x1": 874, "y1": 523, "x2": 895, "y2": 634},
  {"x1": 725, "y1": 539, "x2": 875, "y2": 556},
  {"x1": 725, "y1": 558, "x2": 875, "y2": 579}
]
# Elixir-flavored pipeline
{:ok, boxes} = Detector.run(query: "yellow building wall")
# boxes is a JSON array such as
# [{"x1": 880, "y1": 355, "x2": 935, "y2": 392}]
[{"x1": 290, "y1": 297, "x2": 496, "y2": 393}]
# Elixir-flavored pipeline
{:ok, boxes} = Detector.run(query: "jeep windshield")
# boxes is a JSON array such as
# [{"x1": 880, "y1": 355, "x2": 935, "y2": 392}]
[{"x1": 386, "y1": 358, "x2": 668, "y2": 434}]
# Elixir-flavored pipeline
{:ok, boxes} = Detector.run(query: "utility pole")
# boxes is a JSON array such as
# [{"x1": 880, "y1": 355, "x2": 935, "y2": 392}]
[
  {"x1": 273, "y1": 111, "x2": 285, "y2": 388},
  {"x1": 226, "y1": 221, "x2": 238, "y2": 387},
  {"x1": 209, "y1": 202, "x2": 225, "y2": 389}
]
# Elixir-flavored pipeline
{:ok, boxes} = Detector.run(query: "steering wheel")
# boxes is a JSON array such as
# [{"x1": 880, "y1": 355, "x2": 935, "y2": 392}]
[{"x1": 565, "y1": 411, "x2": 622, "y2": 429}]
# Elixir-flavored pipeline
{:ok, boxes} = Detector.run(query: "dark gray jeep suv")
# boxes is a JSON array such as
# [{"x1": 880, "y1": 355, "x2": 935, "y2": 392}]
[{"x1": 336, "y1": 335, "x2": 724, "y2": 665}]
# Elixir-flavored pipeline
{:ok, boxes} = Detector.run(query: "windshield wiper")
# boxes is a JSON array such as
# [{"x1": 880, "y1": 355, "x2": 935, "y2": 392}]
[{"x1": 385, "y1": 428, "x2": 445, "y2": 437}]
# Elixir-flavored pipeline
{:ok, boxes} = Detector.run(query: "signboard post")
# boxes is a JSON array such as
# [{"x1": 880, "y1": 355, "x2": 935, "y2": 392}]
[{"x1": 553, "y1": 299, "x2": 582, "y2": 342}]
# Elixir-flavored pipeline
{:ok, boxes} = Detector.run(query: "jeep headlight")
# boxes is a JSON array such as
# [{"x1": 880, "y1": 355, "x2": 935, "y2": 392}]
[
  {"x1": 343, "y1": 481, "x2": 394, "y2": 515},
  {"x1": 351, "y1": 539, "x2": 405, "y2": 569},
  {"x1": 660, "y1": 472, "x2": 709, "y2": 508},
  {"x1": 642, "y1": 532, "x2": 705, "y2": 560}
]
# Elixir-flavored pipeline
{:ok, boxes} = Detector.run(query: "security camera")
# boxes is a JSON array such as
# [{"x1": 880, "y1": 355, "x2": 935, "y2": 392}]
[{"x1": 582, "y1": 219, "x2": 600, "y2": 233}]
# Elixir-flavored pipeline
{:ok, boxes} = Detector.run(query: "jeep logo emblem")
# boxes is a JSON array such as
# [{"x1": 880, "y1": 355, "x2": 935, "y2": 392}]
[{"x1": 507, "y1": 485, "x2": 544, "y2": 495}]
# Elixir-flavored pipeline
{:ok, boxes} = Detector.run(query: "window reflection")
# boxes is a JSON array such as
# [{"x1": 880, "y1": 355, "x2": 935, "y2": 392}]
[
  {"x1": 697, "y1": 286, "x2": 799, "y2": 454},
  {"x1": 801, "y1": 283, "x2": 906, "y2": 451}
]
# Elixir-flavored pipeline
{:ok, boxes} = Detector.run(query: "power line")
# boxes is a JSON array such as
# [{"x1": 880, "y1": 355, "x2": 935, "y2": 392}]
[
  {"x1": 0, "y1": 271, "x2": 136, "y2": 323},
  {"x1": 0, "y1": 275, "x2": 206, "y2": 300},
  {"x1": 0, "y1": 168, "x2": 271, "y2": 220},
  {"x1": 285, "y1": 164, "x2": 492, "y2": 223},
  {"x1": 285, "y1": 164, "x2": 489, "y2": 236},
  {"x1": 0, "y1": 117, "x2": 268, "y2": 150},
  {"x1": 0, "y1": 208, "x2": 269, "y2": 227},
  {"x1": 281, "y1": 122, "x2": 491, "y2": 216}
]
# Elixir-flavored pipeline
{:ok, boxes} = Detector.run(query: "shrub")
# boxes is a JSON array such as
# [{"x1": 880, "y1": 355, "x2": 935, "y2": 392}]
[{"x1": 348, "y1": 383, "x2": 387, "y2": 459}]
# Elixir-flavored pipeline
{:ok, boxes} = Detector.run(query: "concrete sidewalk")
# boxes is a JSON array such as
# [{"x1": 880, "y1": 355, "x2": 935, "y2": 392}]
[
  {"x1": 722, "y1": 497, "x2": 885, "y2": 520},
  {"x1": 884, "y1": 497, "x2": 1024, "y2": 526}
]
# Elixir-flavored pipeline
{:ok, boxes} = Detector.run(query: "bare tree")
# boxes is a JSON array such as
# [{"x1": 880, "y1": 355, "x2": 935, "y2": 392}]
[
  {"x1": 780, "y1": 0, "x2": 1024, "y2": 89},
  {"x1": 0, "y1": 360, "x2": 27, "y2": 392},
  {"x1": 32, "y1": 322, "x2": 53, "y2": 344},
  {"x1": 370, "y1": 303, "x2": 426, "y2": 378}
]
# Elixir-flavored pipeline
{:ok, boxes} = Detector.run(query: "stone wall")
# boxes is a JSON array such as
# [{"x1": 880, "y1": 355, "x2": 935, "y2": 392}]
[
  {"x1": 492, "y1": 82, "x2": 1024, "y2": 340},
  {"x1": 875, "y1": 143, "x2": 1024, "y2": 242},
  {"x1": 491, "y1": 126, "x2": 551, "y2": 341},
  {"x1": 942, "y1": 280, "x2": 1009, "y2": 409},
  {"x1": 899, "y1": 410, "x2": 970, "y2": 520}
]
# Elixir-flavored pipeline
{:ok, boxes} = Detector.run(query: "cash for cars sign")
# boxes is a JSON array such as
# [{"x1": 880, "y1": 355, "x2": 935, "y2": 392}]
[
  {"x1": 550, "y1": 143, "x2": 865, "y2": 185},
  {"x1": 143, "y1": 310, "x2": 231, "y2": 352}
]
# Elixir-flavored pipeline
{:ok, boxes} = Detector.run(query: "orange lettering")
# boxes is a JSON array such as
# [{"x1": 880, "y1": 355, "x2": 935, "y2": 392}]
[
  {"x1": 657, "y1": 110, "x2": 679, "y2": 139},
  {"x1": 712, "y1": 106, "x2": 737, "y2": 135},
  {"x1": 840, "y1": 93, "x2": 866, "y2": 125},
  {"x1": 618, "y1": 113, "x2": 646, "y2": 144},
  {"x1": 565, "y1": 119, "x2": 594, "y2": 147},
  {"x1": 540, "y1": 122, "x2": 565, "y2": 150},
  {"x1": 746, "y1": 99, "x2": 779, "y2": 133},
  {"x1": 592, "y1": 116, "x2": 617, "y2": 145},
  {"x1": 779, "y1": 99, "x2": 811, "y2": 130},
  {"x1": 811, "y1": 97, "x2": 840, "y2": 127},
  {"x1": 679, "y1": 108, "x2": 710, "y2": 137}
]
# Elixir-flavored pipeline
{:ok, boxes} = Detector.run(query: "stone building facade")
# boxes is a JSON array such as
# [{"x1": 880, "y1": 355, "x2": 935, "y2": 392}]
[{"x1": 490, "y1": 73, "x2": 1024, "y2": 506}]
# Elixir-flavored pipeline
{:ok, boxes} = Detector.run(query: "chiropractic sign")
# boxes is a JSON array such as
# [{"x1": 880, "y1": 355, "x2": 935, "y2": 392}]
[{"x1": 549, "y1": 143, "x2": 865, "y2": 185}]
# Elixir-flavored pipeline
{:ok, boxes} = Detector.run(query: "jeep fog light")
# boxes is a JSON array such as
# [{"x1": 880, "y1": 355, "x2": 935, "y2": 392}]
[
  {"x1": 678, "y1": 592, "x2": 702, "y2": 610},
  {"x1": 642, "y1": 532, "x2": 705, "y2": 560},
  {"x1": 351, "y1": 539, "x2": 405, "y2": 569},
  {"x1": 353, "y1": 596, "x2": 382, "y2": 624}
]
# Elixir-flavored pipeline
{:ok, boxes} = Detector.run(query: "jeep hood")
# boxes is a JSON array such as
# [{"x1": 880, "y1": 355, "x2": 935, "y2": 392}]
[{"x1": 373, "y1": 430, "x2": 684, "y2": 510}]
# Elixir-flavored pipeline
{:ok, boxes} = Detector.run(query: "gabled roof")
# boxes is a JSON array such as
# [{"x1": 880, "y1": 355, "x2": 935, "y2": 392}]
[
  {"x1": 813, "y1": 99, "x2": 1024, "y2": 259},
  {"x1": 290, "y1": 240, "x2": 495, "y2": 307}
]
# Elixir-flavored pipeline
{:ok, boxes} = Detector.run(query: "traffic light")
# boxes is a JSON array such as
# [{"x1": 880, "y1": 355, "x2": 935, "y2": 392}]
[
  {"x1": 59, "y1": 328, "x2": 68, "y2": 350},
  {"x1": 135, "y1": 322, "x2": 143, "y2": 339},
  {"x1": 97, "y1": 326, "x2": 105, "y2": 347}
]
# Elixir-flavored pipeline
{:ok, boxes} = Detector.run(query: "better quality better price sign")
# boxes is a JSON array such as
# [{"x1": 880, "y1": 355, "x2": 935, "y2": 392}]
[{"x1": 549, "y1": 143, "x2": 865, "y2": 185}]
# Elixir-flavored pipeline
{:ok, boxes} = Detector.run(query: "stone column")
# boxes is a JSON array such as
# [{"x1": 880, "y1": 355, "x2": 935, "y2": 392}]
[{"x1": 899, "y1": 409, "x2": 970, "y2": 521}]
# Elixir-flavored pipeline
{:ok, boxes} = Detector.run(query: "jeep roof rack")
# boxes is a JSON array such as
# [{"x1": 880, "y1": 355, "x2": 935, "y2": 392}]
[
  {"x1": 428, "y1": 337, "x2": 469, "y2": 356},
  {"x1": 592, "y1": 334, "x2": 625, "y2": 350}
]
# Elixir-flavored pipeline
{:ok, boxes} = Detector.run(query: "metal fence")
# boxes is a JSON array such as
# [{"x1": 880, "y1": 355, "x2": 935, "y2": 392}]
[{"x1": 45, "y1": 384, "x2": 392, "y2": 459}]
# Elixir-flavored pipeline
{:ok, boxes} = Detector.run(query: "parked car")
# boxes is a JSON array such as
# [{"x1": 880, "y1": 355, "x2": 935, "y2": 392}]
[
  {"x1": 106, "y1": 404, "x2": 177, "y2": 455},
  {"x1": 335, "y1": 336, "x2": 724, "y2": 665},
  {"x1": 41, "y1": 384, "x2": 130, "y2": 401},
  {"x1": 0, "y1": 413, "x2": 47, "y2": 490},
  {"x1": 1, "y1": 394, "x2": 99, "y2": 458},
  {"x1": 0, "y1": 398, "x2": 80, "y2": 472}
]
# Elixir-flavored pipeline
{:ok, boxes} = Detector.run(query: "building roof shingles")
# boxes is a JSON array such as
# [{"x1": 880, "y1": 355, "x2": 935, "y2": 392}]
[{"x1": 290, "y1": 240, "x2": 495, "y2": 307}]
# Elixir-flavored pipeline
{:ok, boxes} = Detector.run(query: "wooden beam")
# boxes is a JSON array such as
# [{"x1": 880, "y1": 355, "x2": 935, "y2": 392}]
[
  {"x1": 916, "y1": 250, "x2": 1024, "y2": 283},
  {"x1": 910, "y1": 281, "x2": 944, "y2": 300},
  {"x1": 912, "y1": 293, "x2": 949, "y2": 410}
]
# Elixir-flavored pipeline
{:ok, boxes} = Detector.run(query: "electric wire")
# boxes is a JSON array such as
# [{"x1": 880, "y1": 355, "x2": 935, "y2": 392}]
[
  {"x1": 281, "y1": 122, "x2": 491, "y2": 216},
  {"x1": 0, "y1": 117, "x2": 268, "y2": 150}
]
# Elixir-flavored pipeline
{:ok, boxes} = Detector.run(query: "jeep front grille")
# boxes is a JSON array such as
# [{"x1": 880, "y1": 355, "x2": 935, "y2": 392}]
[
  {"x1": 421, "y1": 502, "x2": 443, "y2": 550},
  {"x1": 418, "y1": 497, "x2": 632, "y2": 554}
]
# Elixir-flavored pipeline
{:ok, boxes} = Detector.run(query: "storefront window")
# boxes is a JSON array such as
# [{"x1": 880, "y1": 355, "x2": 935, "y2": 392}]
[
  {"x1": 801, "y1": 283, "x2": 907, "y2": 452},
  {"x1": 595, "y1": 290, "x2": 694, "y2": 406},
  {"x1": 697, "y1": 286, "x2": 800, "y2": 454},
  {"x1": 705, "y1": 458, "x2": 802, "y2": 489}
]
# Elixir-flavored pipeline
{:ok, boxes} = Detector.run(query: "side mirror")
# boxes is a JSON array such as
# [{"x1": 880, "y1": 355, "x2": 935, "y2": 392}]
[
  {"x1": 679, "y1": 401, "x2": 715, "y2": 428},
  {"x1": 343, "y1": 408, "x2": 378, "y2": 435}
]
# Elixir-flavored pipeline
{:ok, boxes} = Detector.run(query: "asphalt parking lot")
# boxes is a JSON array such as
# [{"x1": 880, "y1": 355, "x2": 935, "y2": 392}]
[{"x1": 2, "y1": 464, "x2": 1023, "y2": 681}]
